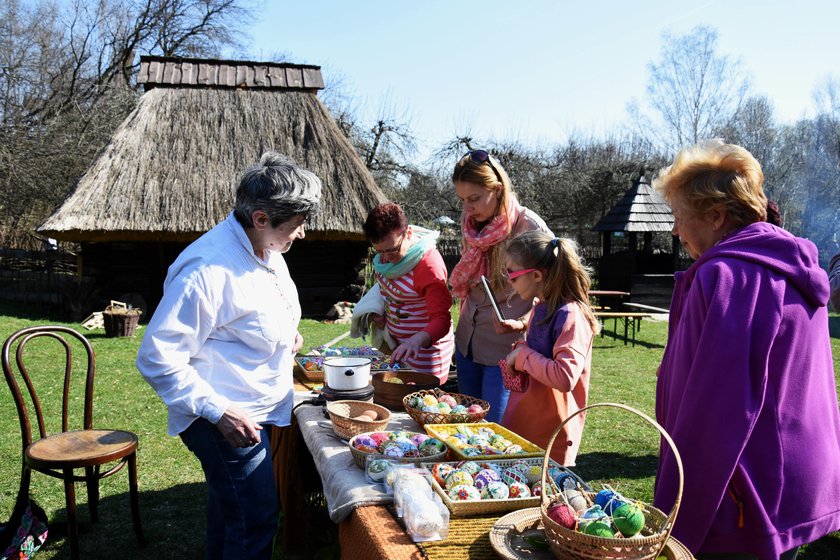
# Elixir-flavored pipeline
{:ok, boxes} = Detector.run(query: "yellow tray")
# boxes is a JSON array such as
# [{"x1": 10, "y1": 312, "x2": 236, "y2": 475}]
[
  {"x1": 421, "y1": 457, "x2": 580, "y2": 517},
  {"x1": 424, "y1": 422, "x2": 545, "y2": 461}
]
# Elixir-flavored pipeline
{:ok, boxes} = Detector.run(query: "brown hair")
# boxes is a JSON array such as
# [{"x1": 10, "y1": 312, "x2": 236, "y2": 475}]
[
  {"x1": 653, "y1": 139, "x2": 767, "y2": 226},
  {"x1": 363, "y1": 202, "x2": 408, "y2": 243}
]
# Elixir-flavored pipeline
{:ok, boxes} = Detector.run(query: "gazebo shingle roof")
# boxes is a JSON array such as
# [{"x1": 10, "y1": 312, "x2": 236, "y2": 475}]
[{"x1": 592, "y1": 174, "x2": 674, "y2": 233}]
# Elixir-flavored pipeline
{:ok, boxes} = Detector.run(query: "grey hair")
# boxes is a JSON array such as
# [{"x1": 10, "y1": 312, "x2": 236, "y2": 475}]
[{"x1": 233, "y1": 151, "x2": 322, "y2": 228}]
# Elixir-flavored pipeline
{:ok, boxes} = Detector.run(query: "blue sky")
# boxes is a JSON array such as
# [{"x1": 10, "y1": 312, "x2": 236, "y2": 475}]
[{"x1": 244, "y1": 0, "x2": 839, "y2": 163}]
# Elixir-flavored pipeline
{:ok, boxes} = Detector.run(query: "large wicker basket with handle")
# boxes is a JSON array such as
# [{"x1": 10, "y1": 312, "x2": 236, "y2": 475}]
[{"x1": 539, "y1": 402, "x2": 683, "y2": 560}]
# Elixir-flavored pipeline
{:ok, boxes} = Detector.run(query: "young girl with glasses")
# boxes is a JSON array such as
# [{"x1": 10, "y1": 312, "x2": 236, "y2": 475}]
[
  {"x1": 450, "y1": 150, "x2": 552, "y2": 422},
  {"x1": 499, "y1": 231, "x2": 599, "y2": 465}
]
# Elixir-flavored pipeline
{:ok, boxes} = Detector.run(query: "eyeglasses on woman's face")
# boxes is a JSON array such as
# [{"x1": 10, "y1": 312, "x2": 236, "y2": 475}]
[
  {"x1": 465, "y1": 150, "x2": 503, "y2": 184},
  {"x1": 505, "y1": 267, "x2": 538, "y2": 281},
  {"x1": 373, "y1": 230, "x2": 407, "y2": 257}
]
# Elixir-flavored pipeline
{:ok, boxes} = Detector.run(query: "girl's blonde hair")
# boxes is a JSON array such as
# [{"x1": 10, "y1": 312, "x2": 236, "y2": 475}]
[
  {"x1": 653, "y1": 139, "x2": 767, "y2": 226},
  {"x1": 505, "y1": 231, "x2": 600, "y2": 333},
  {"x1": 452, "y1": 151, "x2": 515, "y2": 291}
]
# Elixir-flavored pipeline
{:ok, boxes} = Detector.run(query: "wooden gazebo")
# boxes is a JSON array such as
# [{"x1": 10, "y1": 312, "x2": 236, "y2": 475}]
[{"x1": 592, "y1": 171, "x2": 679, "y2": 306}]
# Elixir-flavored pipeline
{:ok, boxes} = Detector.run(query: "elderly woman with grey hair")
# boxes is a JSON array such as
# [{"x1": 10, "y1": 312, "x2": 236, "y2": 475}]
[{"x1": 137, "y1": 151, "x2": 321, "y2": 559}]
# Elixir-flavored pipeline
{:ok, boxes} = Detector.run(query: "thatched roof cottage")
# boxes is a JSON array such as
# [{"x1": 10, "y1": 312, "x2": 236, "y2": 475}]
[{"x1": 39, "y1": 55, "x2": 387, "y2": 318}]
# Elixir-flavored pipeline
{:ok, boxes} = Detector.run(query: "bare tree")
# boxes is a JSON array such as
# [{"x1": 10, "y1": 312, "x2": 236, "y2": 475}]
[{"x1": 629, "y1": 25, "x2": 750, "y2": 152}]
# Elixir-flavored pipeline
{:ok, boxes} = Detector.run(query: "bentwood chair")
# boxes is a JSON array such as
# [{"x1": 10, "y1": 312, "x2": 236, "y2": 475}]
[{"x1": 2, "y1": 326, "x2": 144, "y2": 559}]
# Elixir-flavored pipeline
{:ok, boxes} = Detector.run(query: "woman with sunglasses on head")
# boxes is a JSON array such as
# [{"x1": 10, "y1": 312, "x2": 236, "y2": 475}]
[
  {"x1": 356, "y1": 202, "x2": 455, "y2": 382},
  {"x1": 498, "y1": 232, "x2": 598, "y2": 465},
  {"x1": 450, "y1": 150, "x2": 552, "y2": 422}
]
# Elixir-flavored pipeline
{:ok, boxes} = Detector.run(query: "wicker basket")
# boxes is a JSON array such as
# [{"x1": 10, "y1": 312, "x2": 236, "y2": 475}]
[
  {"x1": 402, "y1": 388, "x2": 490, "y2": 426},
  {"x1": 371, "y1": 370, "x2": 440, "y2": 410},
  {"x1": 326, "y1": 400, "x2": 391, "y2": 440},
  {"x1": 102, "y1": 305, "x2": 141, "y2": 337},
  {"x1": 347, "y1": 431, "x2": 449, "y2": 468},
  {"x1": 539, "y1": 402, "x2": 684, "y2": 560}
]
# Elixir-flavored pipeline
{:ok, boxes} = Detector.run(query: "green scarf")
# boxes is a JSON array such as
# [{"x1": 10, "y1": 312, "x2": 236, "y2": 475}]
[{"x1": 373, "y1": 226, "x2": 440, "y2": 279}]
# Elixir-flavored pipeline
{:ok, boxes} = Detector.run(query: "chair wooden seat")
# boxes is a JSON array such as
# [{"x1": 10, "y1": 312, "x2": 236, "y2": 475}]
[
  {"x1": 3, "y1": 326, "x2": 144, "y2": 559},
  {"x1": 26, "y1": 429, "x2": 138, "y2": 470}
]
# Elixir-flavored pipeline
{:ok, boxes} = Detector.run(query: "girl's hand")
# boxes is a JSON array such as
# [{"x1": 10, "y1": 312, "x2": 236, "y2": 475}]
[
  {"x1": 506, "y1": 345, "x2": 523, "y2": 365},
  {"x1": 492, "y1": 315, "x2": 526, "y2": 335}
]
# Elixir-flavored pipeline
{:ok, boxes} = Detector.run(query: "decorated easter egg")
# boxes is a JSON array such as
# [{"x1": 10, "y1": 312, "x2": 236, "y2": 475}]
[
  {"x1": 436, "y1": 403, "x2": 452, "y2": 414},
  {"x1": 613, "y1": 503, "x2": 645, "y2": 537},
  {"x1": 369, "y1": 432, "x2": 390, "y2": 447},
  {"x1": 501, "y1": 467, "x2": 528, "y2": 486},
  {"x1": 439, "y1": 394, "x2": 458, "y2": 408},
  {"x1": 510, "y1": 460, "x2": 531, "y2": 475},
  {"x1": 454, "y1": 461, "x2": 481, "y2": 476},
  {"x1": 467, "y1": 435, "x2": 489, "y2": 446},
  {"x1": 394, "y1": 440, "x2": 417, "y2": 453},
  {"x1": 580, "y1": 504, "x2": 607, "y2": 523},
  {"x1": 530, "y1": 482, "x2": 542, "y2": 496},
  {"x1": 547, "y1": 502, "x2": 576, "y2": 529},
  {"x1": 524, "y1": 465, "x2": 542, "y2": 485},
  {"x1": 508, "y1": 482, "x2": 531, "y2": 498},
  {"x1": 407, "y1": 396, "x2": 423, "y2": 409},
  {"x1": 583, "y1": 521, "x2": 615, "y2": 538},
  {"x1": 467, "y1": 404, "x2": 485, "y2": 414},
  {"x1": 473, "y1": 468, "x2": 502, "y2": 491},
  {"x1": 448, "y1": 484, "x2": 481, "y2": 501},
  {"x1": 455, "y1": 425, "x2": 473, "y2": 436},
  {"x1": 367, "y1": 459, "x2": 390, "y2": 482},
  {"x1": 478, "y1": 427, "x2": 495, "y2": 438},
  {"x1": 451, "y1": 404, "x2": 468, "y2": 414},
  {"x1": 410, "y1": 433, "x2": 430, "y2": 447},
  {"x1": 481, "y1": 481, "x2": 510, "y2": 500},
  {"x1": 445, "y1": 469, "x2": 474, "y2": 490},
  {"x1": 431, "y1": 463, "x2": 454, "y2": 487},
  {"x1": 355, "y1": 444, "x2": 378, "y2": 454},
  {"x1": 422, "y1": 394, "x2": 439, "y2": 407},
  {"x1": 353, "y1": 435, "x2": 377, "y2": 449},
  {"x1": 461, "y1": 447, "x2": 482, "y2": 457},
  {"x1": 386, "y1": 377, "x2": 404, "y2": 384},
  {"x1": 563, "y1": 489, "x2": 588, "y2": 513},
  {"x1": 594, "y1": 489, "x2": 625, "y2": 515},
  {"x1": 419, "y1": 438, "x2": 446, "y2": 456},
  {"x1": 553, "y1": 472, "x2": 580, "y2": 491},
  {"x1": 389, "y1": 430, "x2": 411, "y2": 441},
  {"x1": 422, "y1": 405, "x2": 439, "y2": 413},
  {"x1": 504, "y1": 444, "x2": 524, "y2": 454},
  {"x1": 382, "y1": 444, "x2": 404, "y2": 458}
]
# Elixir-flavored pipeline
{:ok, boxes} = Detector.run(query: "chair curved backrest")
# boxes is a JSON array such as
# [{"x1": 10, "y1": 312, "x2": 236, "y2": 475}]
[{"x1": 2, "y1": 325, "x2": 97, "y2": 453}]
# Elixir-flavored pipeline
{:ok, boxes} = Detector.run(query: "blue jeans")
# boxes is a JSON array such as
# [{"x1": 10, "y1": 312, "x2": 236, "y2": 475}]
[
  {"x1": 180, "y1": 418, "x2": 279, "y2": 560},
  {"x1": 455, "y1": 346, "x2": 510, "y2": 423}
]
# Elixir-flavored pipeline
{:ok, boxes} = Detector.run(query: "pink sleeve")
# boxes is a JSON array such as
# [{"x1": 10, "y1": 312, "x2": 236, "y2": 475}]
[
  {"x1": 413, "y1": 250, "x2": 453, "y2": 343},
  {"x1": 512, "y1": 309, "x2": 590, "y2": 392}
]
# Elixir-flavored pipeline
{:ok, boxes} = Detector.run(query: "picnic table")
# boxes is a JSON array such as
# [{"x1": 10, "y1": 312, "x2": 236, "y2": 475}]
[
  {"x1": 593, "y1": 311, "x2": 653, "y2": 346},
  {"x1": 270, "y1": 390, "x2": 695, "y2": 559}
]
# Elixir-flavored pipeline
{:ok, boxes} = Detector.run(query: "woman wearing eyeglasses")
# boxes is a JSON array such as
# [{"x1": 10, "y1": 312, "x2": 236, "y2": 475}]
[
  {"x1": 450, "y1": 150, "x2": 552, "y2": 422},
  {"x1": 358, "y1": 202, "x2": 455, "y2": 382}
]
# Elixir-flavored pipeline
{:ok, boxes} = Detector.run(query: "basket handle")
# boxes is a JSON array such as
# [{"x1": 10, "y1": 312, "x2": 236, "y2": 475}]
[{"x1": 539, "y1": 402, "x2": 683, "y2": 539}]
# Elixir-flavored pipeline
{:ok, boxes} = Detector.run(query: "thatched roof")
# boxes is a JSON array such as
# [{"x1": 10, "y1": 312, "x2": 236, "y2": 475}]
[
  {"x1": 38, "y1": 55, "x2": 386, "y2": 242},
  {"x1": 592, "y1": 173, "x2": 674, "y2": 233}
]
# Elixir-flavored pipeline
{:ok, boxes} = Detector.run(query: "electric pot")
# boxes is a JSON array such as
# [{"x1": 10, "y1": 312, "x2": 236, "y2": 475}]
[{"x1": 322, "y1": 357, "x2": 372, "y2": 391}]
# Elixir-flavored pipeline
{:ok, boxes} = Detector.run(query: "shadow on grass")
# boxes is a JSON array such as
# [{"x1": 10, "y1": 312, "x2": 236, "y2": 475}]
[
  {"x1": 37, "y1": 482, "x2": 206, "y2": 560},
  {"x1": 593, "y1": 339, "x2": 665, "y2": 350},
  {"x1": 575, "y1": 451, "x2": 659, "y2": 482}
]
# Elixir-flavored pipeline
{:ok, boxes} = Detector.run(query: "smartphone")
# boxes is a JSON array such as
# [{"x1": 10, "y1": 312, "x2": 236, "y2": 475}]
[{"x1": 480, "y1": 275, "x2": 506, "y2": 322}]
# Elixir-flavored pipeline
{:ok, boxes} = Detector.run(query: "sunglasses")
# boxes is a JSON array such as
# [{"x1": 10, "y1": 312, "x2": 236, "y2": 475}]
[
  {"x1": 465, "y1": 150, "x2": 503, "y2": 184},
  {"x1": 374, "y1": 230, "x2": 406, "y2": 256},
  {"x1": 506, "y1": 267, "x2": 537, "y2": 280}
]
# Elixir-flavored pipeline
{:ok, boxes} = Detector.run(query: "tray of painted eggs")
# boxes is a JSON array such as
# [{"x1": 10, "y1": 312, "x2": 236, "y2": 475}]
[
  {"x1": 542, "y1": 484, "x2": 667, "y2": 550},
  {"x1": 423, "y1": 422, "x2": 544, "y2": 461},
  {"x1": 348, "y1": 430, "x2": 449, "y2": 469},
  {"x1": 420, "y1": 457, "x2": 589, "y2": 516},
  {"x1": 402, "y1": 388, "x2": 490, "y2": 426}
]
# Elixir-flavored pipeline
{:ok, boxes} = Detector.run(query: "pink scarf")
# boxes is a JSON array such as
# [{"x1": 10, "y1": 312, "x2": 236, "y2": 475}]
[{"x1": 450, "y1": 198, "x2": 523, "y2": 298}]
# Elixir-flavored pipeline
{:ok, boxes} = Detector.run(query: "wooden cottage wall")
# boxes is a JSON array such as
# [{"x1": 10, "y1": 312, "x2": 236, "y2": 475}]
[{"x1": 80, "y1": 239, "x2": 369, "y2": 320}]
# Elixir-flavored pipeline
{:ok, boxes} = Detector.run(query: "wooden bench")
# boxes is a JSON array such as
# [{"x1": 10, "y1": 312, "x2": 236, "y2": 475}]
[
  {"x1": 623, "y1": 302, "x2": 670, "y2": 314},
  {"x1": 593, "y1": 311, "x2": 653, "y2": 346}
]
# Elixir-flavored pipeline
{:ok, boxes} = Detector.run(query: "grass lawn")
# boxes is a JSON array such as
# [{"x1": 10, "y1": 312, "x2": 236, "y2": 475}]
[{"x1": 0, "y1": 301, "x2": 838, "y2": 559}]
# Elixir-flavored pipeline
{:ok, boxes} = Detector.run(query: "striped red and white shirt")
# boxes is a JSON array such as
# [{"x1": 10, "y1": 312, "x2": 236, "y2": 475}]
[{"x1": 377, "y1": 249, "x2": 455, "y2": 382}]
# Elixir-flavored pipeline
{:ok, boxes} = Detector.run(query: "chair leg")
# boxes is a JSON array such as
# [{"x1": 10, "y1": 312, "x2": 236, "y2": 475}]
[
  {"x1": 64, "y1": 469, "x2": 80, "y2": 560},
  {"x1": 85, "y1": 466, "x2": 99, "y2": 523},
  {"x1": 128, "y1": 452, "x2": 145, "y2": 546}
]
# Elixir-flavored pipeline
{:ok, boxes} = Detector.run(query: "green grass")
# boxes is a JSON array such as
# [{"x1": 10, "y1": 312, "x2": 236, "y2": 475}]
[{"x1": 0, "y1": 302, "x2": 838, "y2": 559}]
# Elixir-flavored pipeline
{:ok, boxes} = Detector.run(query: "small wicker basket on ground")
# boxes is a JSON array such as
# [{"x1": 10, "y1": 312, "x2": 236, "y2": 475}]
[
  {"x1": 402, "y1": 388, "x2": 490, "y2": 426},
  {"x1": 326, "y1": 400, "x2": 391, "y2": 440},
  {"x1": 539, "y1": 402, "x2": 683, "y2": 560},
  {"x1": 102, "y1": 305, "x2": 142, "y2": 337}
]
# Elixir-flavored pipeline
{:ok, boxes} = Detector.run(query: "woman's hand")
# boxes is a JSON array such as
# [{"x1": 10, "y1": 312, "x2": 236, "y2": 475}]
[
  {"x1": 216, "y1": 405, "x2": 263, "y2": 448},
  {"x1": 506, "y1": 345, "x2": 523, "y2": 365},
  {"x1": 391, "y1": 331, "x2": 431, "y2": 363},
  {"x1": 369, "y1": 313, "x2": 386, "y2": 329},
  {"x1": 292, "y1": 332, "x2": 304, "y2": 353}
]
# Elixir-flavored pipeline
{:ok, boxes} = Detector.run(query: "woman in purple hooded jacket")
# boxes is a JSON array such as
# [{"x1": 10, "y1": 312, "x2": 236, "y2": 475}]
[{"x1": 652, "y1": 139, "x2": 840, "y2": 560}]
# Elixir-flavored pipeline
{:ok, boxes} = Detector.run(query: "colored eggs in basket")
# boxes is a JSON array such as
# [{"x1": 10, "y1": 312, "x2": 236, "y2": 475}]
[
  {"x1": 431, "y1": 463, "x2": 454, "y2": 487},
  {"x1": 422, "y1": 395, "x2": 439, "y2": 407},
  {"x1": 466, "y1": 404, "x2": 484, "y2": 414},
  {"x1": 508, "y1": 482, "x2": 531, "y2": 498},
  {"x1": 439, "y1": 394, "x2": 458, "y2": 408},
  {"x1": 454, "y1": 461, "x2": 482, "y2": 477},
  {"x1": 444, "y1": 469, "x2": 474, "y2": 490},
  {"x1": 473, "y1": 468, "x2": 501, "y2": 491},
  {"x1": 367, "y1": 459, "x2": 390, "y2": 482},
  {"x1": 451, "y1": 404, "x2": 468, "y2": 414},
  {"x1": 547, "y1": 502, "x2": 577, "y2": 529},
  {"x1": 595, "y1": 488, "x2": 627, "y2": 515},
  {"x1": 419, "y1": 438, "x2": 446, "y2": 456}
]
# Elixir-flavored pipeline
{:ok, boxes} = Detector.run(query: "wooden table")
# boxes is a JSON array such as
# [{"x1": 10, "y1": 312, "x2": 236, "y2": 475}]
[{"x1": 593, "y1": 311, "x2": 653, "y2": 346}]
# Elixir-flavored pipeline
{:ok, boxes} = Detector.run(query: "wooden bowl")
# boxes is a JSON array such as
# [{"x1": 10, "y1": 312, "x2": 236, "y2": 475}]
[
  {"x1": 326, "y1": 400, "x2": 391, "y2": 440},
  {"x1": 372, "y1": 370, "x2": 441, "y2": 410}
]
